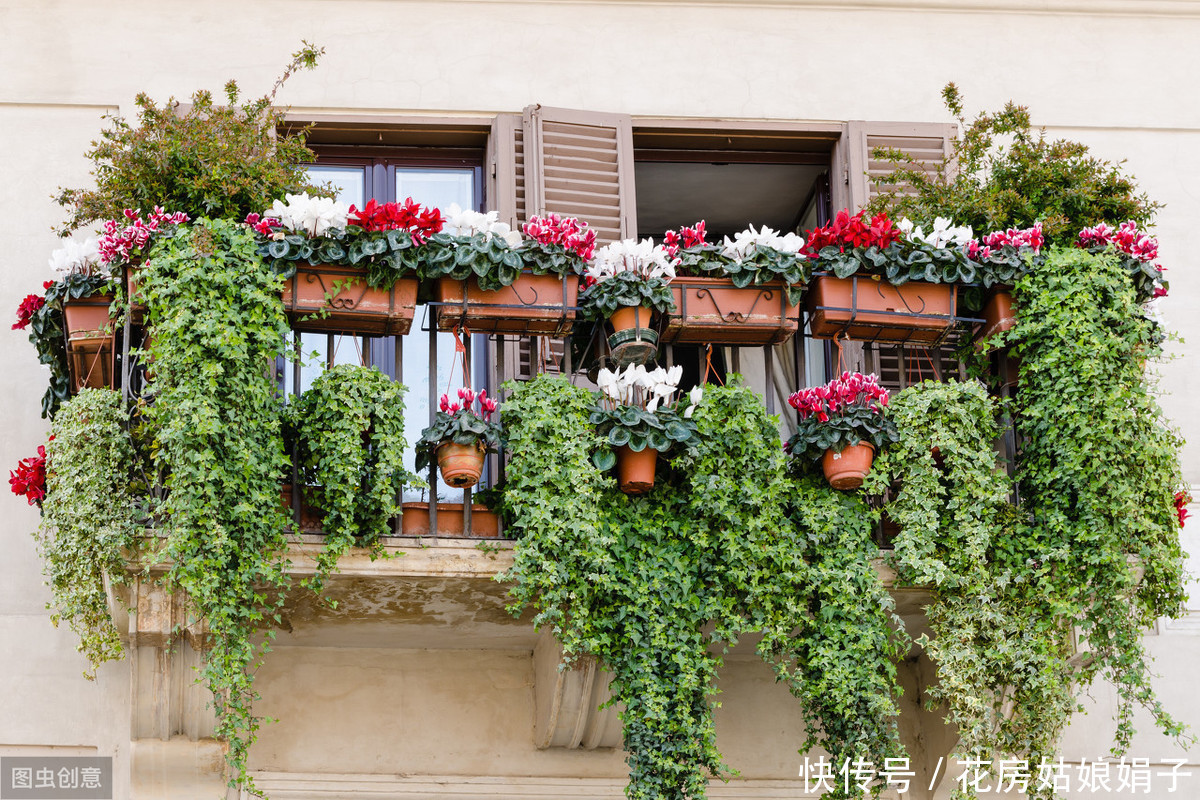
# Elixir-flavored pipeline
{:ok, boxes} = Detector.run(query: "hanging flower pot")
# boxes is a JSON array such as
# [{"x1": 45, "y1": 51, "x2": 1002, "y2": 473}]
[
  {"x1": 437, "y1": 441, "x2": 487, "y2": 488},
  {"x1": 616, "y1": 445, "x2": 658, "y2": 495},
  {"x1": 607, "y1": 304, "x2": 659, "y2": 368},
  {"x1": 980, "y1": 288, "x2": 1017, "y2": 340},
  {"x1": 822, "y1": 442, "x2": 875, "y2": 490}
]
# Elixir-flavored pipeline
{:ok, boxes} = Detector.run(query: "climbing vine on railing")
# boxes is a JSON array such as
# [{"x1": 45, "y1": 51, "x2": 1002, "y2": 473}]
[
  {"x1": 37, "y1": 388, "x2": 139, "y2": 675},
  {"x1": 140, "y1": 219, "x2": 292, "y2": 793},
  {"x1": 500, "y1": 375, "x2": 904, "y2": 800}
]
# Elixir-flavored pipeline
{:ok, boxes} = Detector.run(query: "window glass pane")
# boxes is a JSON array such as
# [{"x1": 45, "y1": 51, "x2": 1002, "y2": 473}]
[
  {"x1": 396, "y1": 169, "x2": 477, "y2": 503},
  {"x1": 395, "y1": 168, "x2": 475, "y2": 212},
  {"x1": 307, "y1": 165, "x2": 366, "y2": 208}
]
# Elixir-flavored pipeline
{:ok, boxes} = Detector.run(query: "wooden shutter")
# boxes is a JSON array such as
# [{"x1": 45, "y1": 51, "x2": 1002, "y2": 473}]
[
  {"x1": 841, "y1": 121, "x2": 956, "y2": 212},
  {"x1": 523, "y1": 105, "x2": 636, "y2": 244},
  {"x1": 487, "y1": 113, "x2": 521, "y2": 228}
]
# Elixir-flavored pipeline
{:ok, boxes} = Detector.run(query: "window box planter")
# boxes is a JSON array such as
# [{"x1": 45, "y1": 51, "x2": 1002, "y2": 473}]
[
  {"x1": 401, "y1": 502, "x2": 501, "y2": 538},
  {"x1": 282, "y1": 264, "x2": 418, "y2": 335},
  {"x1": 63, "y1": 294, "x2": 115, "y2": 391},
  {"x1": 662, "y1": 277, "x2": 799, "y2": 345},
  {"x1": 806, "y1": 274, "x2": 955, "y2": 344},
  {"x1": 434, "y1": 272, "x2": 578, "y2": 335},
  {"x1": 281, "y1": 484, "x2": 323, "y2": 533}
]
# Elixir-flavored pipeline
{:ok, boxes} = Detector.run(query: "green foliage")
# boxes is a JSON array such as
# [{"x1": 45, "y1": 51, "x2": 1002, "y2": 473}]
[
  {"x1": 292, "y1": 365, "x2": 421, "y2": 592},
  {"x1": 500, "y1": 376, "x2": 904, "y2": 800},
  {"x1": 870, "y1": 381, "x2": 1053, "y2": 779},
  {"x1": 679, "y1": 244, "x2": 810, "y2": 304},
  {"x1": 27, "y1": 274, "x2": 114, "y2": 418},
  {"x1": 140, "y1": 218, "x2": 292, "y2": 792},
  {"x1": 55, "y1": 43, "x2": 326, "y2": 232},
  {"x1": 1003, "y1": 247, "x2": 1187, "y2": 754},
  {"x1": 521, "y1": 241, "x2": 588, "y2": 277},
  {"x1": 812, "y1": 239, "x2": 978, "y2": 286},
  {"x1": 588, "y1": 403, "x2": 699, "y2": 467},
  {"x1": 868, "y1": 83, "x2": 1158, "y2": 245},
  {"x1": 420, "y1": 233, "x2": 526, "y2": 290},
  {"x1": 259, "y1": 226, "x2": 423, "y2": 288},
  {"x1": 578, "y1": 273, "x2": 676, "y2": 319},
  {"x1": 414, "y1": 408, "x2": 502, "y2": 474},
  {"x1": 37, "y1": 389, "x2": 139, "y2": 675}
]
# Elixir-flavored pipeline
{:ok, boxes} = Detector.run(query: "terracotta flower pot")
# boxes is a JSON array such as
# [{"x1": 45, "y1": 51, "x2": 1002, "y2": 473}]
[
  {"x1": 663, "y1": 277, "x2": 799, "y2": 345},
  {"x1": 616, "y1": 445, "x2": 657, "y2": 495},
  {"x1": 63, "y1": 294, "x2": 115, "y2": 339},
  {"x1": 437, "y1": 441, "x2": 486, "y2": 488},
  {"x1": 63, "y1": 295, "x2": 116, "y2": 392},
  {"x1": 609, "y1": 305, "x2": 654, "y2": 333},
  {"x1": 806, "y1": 275, "x2": 955, "y2": 344},
  {"x1": 401, "y1": 502, "x2": 500, "y2": 538},
  {"x1": 282, "y1": 265, "x2": 418, "y2": 335},
  {"x1": 822, "y1": 442, "x2": 875, "y2": 490},
  {"x1": 435, "y1": 273, "x2": 578, "y2": 335},
  {"x1": 607, "y1": 305, "x2": 658, "y2": 367},
  {"x1": 980, "y1": 289, "x2": 1017, "y2": 339}
]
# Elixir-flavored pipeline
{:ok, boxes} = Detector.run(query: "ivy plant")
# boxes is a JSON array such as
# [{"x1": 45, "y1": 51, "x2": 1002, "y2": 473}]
[
  {"x1": 291, "y1": 364, "x2": 421, "y2": 592},
  {"x1": 140, "y1": 218, "x2": 293, "y2": 793},
  {"x1": 500, "y1": 375, "x2": 905, "y2": 800},
  {"x1": 36, "y1": 388, "x2": 140, "y2": 675}
]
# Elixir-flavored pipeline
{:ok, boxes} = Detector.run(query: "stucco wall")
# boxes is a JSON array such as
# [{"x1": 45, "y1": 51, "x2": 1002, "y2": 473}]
[{"x1": 3, "y1": 1, "x2": 1199, "y2": 797}]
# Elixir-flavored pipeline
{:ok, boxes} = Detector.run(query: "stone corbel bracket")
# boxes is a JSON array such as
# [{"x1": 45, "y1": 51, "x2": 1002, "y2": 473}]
[{"x1": 532, "y1": 628, "x2": 622, "y2": 749}]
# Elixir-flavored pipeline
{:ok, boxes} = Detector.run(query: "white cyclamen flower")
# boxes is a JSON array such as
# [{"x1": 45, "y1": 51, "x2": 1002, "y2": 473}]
[
  {"x1": 442, "y1": 203, "x2": 524, "y2": 247},
  {"x1": 720, "y1": 225, "x2": 805, "y2": 261},
  {"x1": 268, "y1": 193, "x2": 350, "y2": 238},
  {"x1": 49, "y1": 237, "x2": 104, "y2": 276},
  {"x1": 589, "y1": 239, "x2": 676, "y2": 283},
  {"x1": 901, "y1": 217, "x2": 974, "y2": 249}
]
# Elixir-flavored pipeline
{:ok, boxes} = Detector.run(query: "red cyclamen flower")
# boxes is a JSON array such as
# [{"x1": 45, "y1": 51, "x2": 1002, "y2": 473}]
[
  {"x1": 9, "y1": 445, "x2": 48, "y2": 507},
  {"x1": 13, "y1": 293, "x2": 46, "y2": 330},
  {"x1": 1175, "y1": 491, "x2": 1191, "y2": 527}
]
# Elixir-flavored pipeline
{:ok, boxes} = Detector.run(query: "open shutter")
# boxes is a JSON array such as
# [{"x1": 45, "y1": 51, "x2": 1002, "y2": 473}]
[
  {"x1": 841, "y1": 121, "x2": 956, "y2": 212},
  {"x1": 523, "y1": 105, "x2": 636, "y2": 244},
  {"x1": 487, "y1": 113, "x2": 521, "y2": 228}
]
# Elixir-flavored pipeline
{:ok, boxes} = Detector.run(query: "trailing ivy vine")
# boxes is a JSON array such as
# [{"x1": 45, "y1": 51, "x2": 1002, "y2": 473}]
[
  {"x1": 1002, "y1": 247, "x2": 1187, "y2": 752},
  {"x1": 140, "y1": 218, "x2": 292, "y2": 792},
  {"x1": 37, "y1": 388, "x2": 139, "y2": 675},
  {"x1": 292, "y1": 364, "x2": 419, "y2": 592},
  {"x1": 500, "y1": 375, "x2": 904, "y2": 800}
]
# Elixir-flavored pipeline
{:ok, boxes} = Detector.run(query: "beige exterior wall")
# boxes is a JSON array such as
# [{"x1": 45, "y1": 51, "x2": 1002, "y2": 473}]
[{"x1": 3, "y1": 1, "x2": 1200, "y2": 797}]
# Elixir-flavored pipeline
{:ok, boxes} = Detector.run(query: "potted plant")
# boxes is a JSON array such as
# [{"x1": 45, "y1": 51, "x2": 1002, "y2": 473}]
[
  {"x1": 290, "y1": 364, "x2": 422, "y2": 590},
  {"x1": 426, "y1": 206, "x2": 580, "y2": 334},
  {"x1": 965, "y1": 222, "x2": 1043, "y2": 341},
  {"x1": 97, "y1": 206, "x2": 191, "y2": 317},
  {"x1": 416, "y1": 388, "x2": 502, "y2": 489},
  {"x1": 589, "y1": 364, "x2": 702, "y2": 494},
  {"x1": 785, "y1": 371, "x2": 898, "y2": 489},
  {"x1": 661, "y1": 221, "x2": 808, "y2": 345},
  {"x1": 803, "y1": 210, "x2": 975, "y2": 343},
  {"x1": 32, "y1": 238, "x2": 119, "y2": 394},
  {"x1": 256, "y1": 193, "x2": 437, "y2": 334},
  {"x1": 578, "y1": 239, "x2": 677, "y2": 366}
]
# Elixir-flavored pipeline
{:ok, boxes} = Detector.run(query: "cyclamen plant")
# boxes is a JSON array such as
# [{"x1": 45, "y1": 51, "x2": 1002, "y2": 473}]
[
  {"x1": 9, "y1": 443, "x2": 49, "y2": 507},
  {"x1": 521, "y1": 213, "x2": 597, "y2": 275},
  {"x1": 806, "y1": 209, "x2": 979, "y2": 285},
  {"x1": 97, "y1": 207, "x2": 190, "y2": 269},
  {"x1": 414, "y1": 388, "x2": 502, "y2": 474},
  {"x1": 1076, "y1": 221, "x2": 1166, "y2": 302},
  {"x1": 965, "y1": 222, "x2": 1045, "y2": 288},
  {"x1": 421, "y1": 204, "x2": 526, "y2": 290},
  {"x1": 578, "y1": 238, "x2": 677, "y2": 320},
  {"x1": 588, "y1": 364, "x2": 702, "y2": 469},
  {"x1": 785, "y1": 371, "x2": 899, "y2": 460}
]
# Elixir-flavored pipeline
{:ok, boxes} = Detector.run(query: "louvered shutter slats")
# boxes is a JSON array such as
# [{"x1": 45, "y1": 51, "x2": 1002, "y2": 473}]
[{"x1": 844, "y1": 121, "x2": 955, "y2": 212}]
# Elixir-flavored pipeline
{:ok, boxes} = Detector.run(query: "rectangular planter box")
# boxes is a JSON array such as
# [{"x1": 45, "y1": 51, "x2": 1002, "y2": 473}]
[
  {"x1": 662, "y1": 277, "x2": 799, "y2": 346},
  {"x1": 63, "y1": 295, "x2": 116, "y2": 391},
  {"x1": 401, "y1": 502, "x2": 501, "y2": 538},
  {"x1": 282, "y1": 265, "x2": 418, "y2": 335},
  {"x1": 434, "y1": 273, "x2": 577, "y2": 335},
  {"x1": 806, "y1": 275, "x2": 955, "y2": 344}
]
